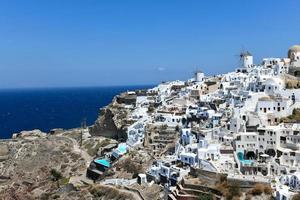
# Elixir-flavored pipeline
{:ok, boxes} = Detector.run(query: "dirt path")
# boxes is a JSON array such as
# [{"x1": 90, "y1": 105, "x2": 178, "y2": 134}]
[
  {"x1": 106, "y1": 185, "x2": 143, "y2": 200},
  {"x1": 58, "y1": 136, "x2": 94, "y2": 185}
]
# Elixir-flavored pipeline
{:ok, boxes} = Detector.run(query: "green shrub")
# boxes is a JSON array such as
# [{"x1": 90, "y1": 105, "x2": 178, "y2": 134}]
[
  {"x1": 52, "y1": 194, "x2": 60, "y2": 199},
  {"x1": 50, "y1": 169, "x2": 62, "y2": 181},
  {"x1": 198, "y1": 192, "x2": 213, "y2": 200}
]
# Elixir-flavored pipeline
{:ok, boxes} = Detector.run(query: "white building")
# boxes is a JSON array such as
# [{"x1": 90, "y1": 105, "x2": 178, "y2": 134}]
[{"x1": 195, "y1": 70, "x2": 205, "y2": 82}]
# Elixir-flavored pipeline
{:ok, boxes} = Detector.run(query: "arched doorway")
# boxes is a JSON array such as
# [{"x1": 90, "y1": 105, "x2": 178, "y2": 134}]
[
  {"x1": 246, "y1": 151, "x2": 255, "y2": 160},
  {"x1": 266, "y1": 149, "x2": 276, "y2": 157}
]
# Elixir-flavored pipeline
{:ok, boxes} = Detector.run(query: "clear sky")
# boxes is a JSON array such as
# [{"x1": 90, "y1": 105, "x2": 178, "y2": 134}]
[{"x1": 0, "y1": 0, "x2": 300, "y2": 88}]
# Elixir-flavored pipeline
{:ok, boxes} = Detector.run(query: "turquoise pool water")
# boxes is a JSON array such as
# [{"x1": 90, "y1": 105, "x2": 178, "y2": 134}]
[
  {"x1": 95, "y1": 159, "x2": 111, "y2": 167},
  {"x1": 118, "y1": 143, "x2": 127, "y2": 154},
  {"x1": 241, "y1": 159, "x2": 253, "y2": 165},
  {"x1": 237, "y1": 152, "x2": 253, "y2": 165}
]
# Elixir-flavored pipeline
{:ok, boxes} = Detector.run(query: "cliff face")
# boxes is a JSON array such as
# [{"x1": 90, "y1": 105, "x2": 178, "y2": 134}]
[{"x1": 89, "y1": 96, "x2": 132, "y2": 141}]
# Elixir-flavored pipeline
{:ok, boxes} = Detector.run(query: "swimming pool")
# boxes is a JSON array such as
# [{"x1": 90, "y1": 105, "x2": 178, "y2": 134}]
[
  {"x1": 118, "y1": 143, "x2": 127, "y2": 154},
  {"x1": 237, "y1": 152, "x2": 253, "y2": 165},
  {"x1": 95, "y1": 159, "x2": 111, "y2": 168}
]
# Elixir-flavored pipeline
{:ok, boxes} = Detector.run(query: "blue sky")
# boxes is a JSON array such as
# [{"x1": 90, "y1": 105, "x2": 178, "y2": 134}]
[{"x1": 0, "y1": 0, "x2": 300, "y2": 88}]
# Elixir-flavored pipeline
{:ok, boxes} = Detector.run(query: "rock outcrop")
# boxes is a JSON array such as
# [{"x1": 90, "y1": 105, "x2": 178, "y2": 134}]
[
  {"x1": 89, "y1": 96, "x2": 133, "y2": 141},
  {"x1": 12, "y1": 129, "x2": 47, "y2": 139}
]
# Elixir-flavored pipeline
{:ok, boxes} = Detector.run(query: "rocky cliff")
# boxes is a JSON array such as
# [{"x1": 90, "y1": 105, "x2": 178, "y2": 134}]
[{"x1": 89, "y1": 95, "x2": 134, "y2": 141}]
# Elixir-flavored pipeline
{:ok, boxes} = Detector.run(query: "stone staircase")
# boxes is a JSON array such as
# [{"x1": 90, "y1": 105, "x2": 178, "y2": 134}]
[{"x1": 168, "y1": 179, "x2": 222, "y2": 200}]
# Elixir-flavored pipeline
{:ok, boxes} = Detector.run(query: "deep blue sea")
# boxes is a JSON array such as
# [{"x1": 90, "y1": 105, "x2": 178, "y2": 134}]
[{"x1": 0, "y1": 86, "x2": 151, "y2": 139}]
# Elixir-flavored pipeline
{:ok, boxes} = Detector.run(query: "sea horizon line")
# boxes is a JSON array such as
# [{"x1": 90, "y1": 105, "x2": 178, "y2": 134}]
[{"x1": 0, "y1": 84, "x2": 157, "y2": 91}]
